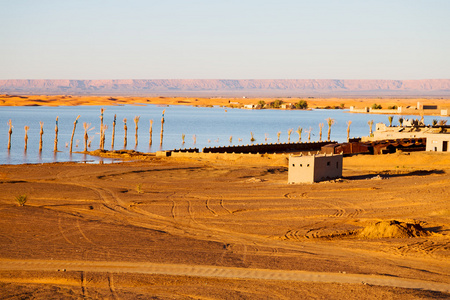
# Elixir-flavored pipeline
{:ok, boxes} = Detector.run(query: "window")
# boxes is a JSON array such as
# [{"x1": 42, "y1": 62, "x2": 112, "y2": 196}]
[
  {"x1": 327, "y1": 161, "x2": 330, "y2": 166},
  {"x1": 336, "y1": 162, "x2": 339, "y2": 168},
  {"x1": 300, "y1": 164, "x2": 302, "y2": 167},
  {"x1": 307, "y1": 164, "x2": 310, "y2": 167},
  {"x1": 292, "y1": 164, "x2": 295, "y2": 167}
]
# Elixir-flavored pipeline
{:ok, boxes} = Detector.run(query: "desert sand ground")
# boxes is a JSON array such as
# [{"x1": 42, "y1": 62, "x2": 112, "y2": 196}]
[
  {"x1": 1, "y1": 94, "x2": 448, "y2": 113},
  {"x1": 0, "y1": 151, "x2": 449, "y2": 299}
]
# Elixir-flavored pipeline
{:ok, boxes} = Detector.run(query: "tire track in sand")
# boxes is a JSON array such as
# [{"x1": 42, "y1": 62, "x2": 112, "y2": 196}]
[
  {"x1": 58, "y1": 217, "x2": 74, "y2": 245},
  {"x1": 107, "y1": 272, "x2": 117, "y2": 300},
  {"x1": 1, "y1": 259, "x2": 449, "y2": 293},
  {"x1": 205, "y1": 198, "x2": 218, "y2": 216},
  {"x1": 81, "y1": 270, "x2": 88, "y2": 298}
]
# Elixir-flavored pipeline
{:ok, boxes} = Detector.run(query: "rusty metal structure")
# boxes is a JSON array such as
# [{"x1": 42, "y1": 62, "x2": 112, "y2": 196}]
[
  {"x1": 321, "y1": 138, "x2": 426, "y2": 155},
  {"x1": 202, "y1": 141, "x2": 335, "y2": 154}
]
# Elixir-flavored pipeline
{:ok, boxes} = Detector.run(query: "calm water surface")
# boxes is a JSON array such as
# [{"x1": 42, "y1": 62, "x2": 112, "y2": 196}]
[{"x1": 1, "y1": 105, "x2": 447, "y2": 164}]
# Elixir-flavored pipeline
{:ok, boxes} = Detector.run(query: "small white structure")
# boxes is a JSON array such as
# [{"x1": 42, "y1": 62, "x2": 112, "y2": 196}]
[
  {"x1": 425, "y1": 133, "x2": 450, "y2": 152},
  {"x1": 288, "y1": 154, "x2": 343, "y2": 184}
]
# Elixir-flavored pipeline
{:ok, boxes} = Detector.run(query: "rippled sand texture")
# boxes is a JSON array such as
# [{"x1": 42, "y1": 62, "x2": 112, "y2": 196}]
[{"x1": 0, "y1": 151, "x2": 449, "y2": 298}]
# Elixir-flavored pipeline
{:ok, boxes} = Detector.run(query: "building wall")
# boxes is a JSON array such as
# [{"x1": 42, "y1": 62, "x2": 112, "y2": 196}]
[
  {"x1": 313, "y1": 155, "x2": 343, "y2": 182},
  {"x1": 288, "y1": 155, "x2": 315, "y2": 183},
  {"x1": 288, "y1": 154, "x2": 343, "y2": 183},
  {"x1": 425, "y1": 134, "x2": 450, "y2": 152}
]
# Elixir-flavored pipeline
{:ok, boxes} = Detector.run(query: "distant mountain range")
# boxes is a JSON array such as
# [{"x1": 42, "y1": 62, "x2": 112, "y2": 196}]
[{"x1": 1, "y1": 79, "x2": 450, "y2": 97}]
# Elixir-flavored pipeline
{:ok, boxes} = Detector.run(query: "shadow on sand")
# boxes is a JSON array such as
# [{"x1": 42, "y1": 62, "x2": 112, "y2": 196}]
[{"x1": 344, "y1": 169, "x2": 445, "y2": 181}]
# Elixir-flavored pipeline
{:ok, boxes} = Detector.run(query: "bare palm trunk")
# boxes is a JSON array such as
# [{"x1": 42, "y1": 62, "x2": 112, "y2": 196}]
[
  {"x1": 111, "y1": 114, "x2": 116, "y2": 149},
  {"x1": 70, "y1": 116, "x2": 81, "y2": 153},
  {"x1": 7, "y1": 120, "x2": 13, "y2": 150},
  {"x1": 24, "y1": 126, "x2": 29, "y2": 151},
  {"x1": 54, "y1": 117, "x2": 59, "y2": 152},
  {"x1": 39, "y1": 122, "x2": 44, "y2": 152}
]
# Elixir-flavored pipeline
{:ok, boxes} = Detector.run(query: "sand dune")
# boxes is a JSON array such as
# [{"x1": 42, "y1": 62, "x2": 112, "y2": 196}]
[{"x1": 0, "y1": 94, "x2": 447, "y2": 113}]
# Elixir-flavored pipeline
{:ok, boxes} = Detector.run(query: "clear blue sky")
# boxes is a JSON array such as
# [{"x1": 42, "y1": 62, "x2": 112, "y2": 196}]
[{"x1": 0, "y1": 0, "x2": 449, "y2": 80}]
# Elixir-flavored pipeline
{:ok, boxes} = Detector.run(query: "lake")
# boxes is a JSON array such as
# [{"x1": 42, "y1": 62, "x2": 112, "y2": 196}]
[{"x1": 0, "y1": 105, "x2": 447, "y2": 165}]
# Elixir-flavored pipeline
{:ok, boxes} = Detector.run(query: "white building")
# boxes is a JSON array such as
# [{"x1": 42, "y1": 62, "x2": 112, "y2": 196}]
[
  {"x1": 425, "y1": 133, "x2": 450, "y2": 152},
  {"x1": 288, "y1": 154, "x2": 343, "y2": 184}
]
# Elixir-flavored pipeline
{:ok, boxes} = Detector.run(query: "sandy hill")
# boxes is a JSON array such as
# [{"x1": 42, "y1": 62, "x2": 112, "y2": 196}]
[{"x1": 1, "y1": 79, "x2": 450, "y2": 96}]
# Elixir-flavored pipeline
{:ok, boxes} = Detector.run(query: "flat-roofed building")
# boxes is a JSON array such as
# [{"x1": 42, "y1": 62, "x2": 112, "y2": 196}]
[
  {"x1": 288, "y1": 154, "x2": 343, "y2": 184},
  {"x1": 425, "y1": 133, "x2": 450, "y2": 152}
]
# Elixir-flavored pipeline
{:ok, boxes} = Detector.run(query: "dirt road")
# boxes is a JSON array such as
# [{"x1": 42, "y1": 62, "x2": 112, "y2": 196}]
[{"x1": 1, "y1": 258, "x2": 449, "y2": 293}]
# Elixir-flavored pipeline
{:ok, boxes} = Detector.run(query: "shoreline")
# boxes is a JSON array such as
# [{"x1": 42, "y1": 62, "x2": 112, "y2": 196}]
[{"x1": 1, "y1": 94, "x2": 449, "y2": 116}]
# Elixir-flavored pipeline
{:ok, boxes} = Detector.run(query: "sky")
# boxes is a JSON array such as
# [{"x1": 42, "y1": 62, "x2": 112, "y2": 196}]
[{"x1": 0, "y1": 0, "x2": 449, "y2": 80}]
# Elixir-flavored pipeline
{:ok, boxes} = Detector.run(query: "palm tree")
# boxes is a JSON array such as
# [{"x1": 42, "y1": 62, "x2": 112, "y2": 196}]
[
  {"x1": 287, "y1": 129, "x2": 293, "y2": 142},
  {"x1": 134, "y1": 116, "x2": 140, "y2": 147},
  {"x1": 100, "y1": 124, "x2": 107, "y2": 150},
  {"x1": 83, "y1": 122, "x2": 93, "y2": 152},
  {"x1": 326, "y1": 118, "x2": 335, "y2": 141},
  {"x1": 388, "y1": 116, "x2": 393, "y2": 127},
  {"x1": 368, "y1": 120, "x2": 374, "y2": 136},
  {"x1": 346, "y1": 121, "x2": 352, "y2": 142},
  {"x1": 307, "y1": 127, "x2": 312, "y2": 142},
  {"x1": 296, "y1": 126, "x2": 302, "y2": 142},
  {"x1": 319, "y1": 123, "x2": 324, "y2": 142},
  {"x1": 277, "y1": 131, "x2": 281, "y2": 143}
]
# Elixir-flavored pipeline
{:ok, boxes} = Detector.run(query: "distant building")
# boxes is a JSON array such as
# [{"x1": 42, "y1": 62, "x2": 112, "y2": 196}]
[
  {"x1": 351, "y1": 101, "x2": 449, "y2": 116},
  {"x1": 366, "y1": 123, "x2": 448, "y2": 141},
  {"x1": 425, "y1": 133, "x2": 450, "y2": 152},
  {"x1": 288, "y1": 154, "x2": 343, "y2": 184},
  {"x1": 280, "y1": 103, "x2": 293, "y2": 109},
  {"x1": 350, "y1": 106, "x2": 369, "y2": 113}
]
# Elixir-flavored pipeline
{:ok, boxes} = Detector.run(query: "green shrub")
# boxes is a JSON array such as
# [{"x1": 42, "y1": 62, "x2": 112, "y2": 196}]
[
  {"x1": 136, "y1": 184, "x2": 144, "y2": 194},
  {"x1": 294, "y1": 100, "x2": 308, "y2": 109},
  {"x1": 15, "y1": 195, "x2": 27, "y2": 206},
  {"x1": 268, "y1": 99, "x2": 284, "y2": 108},
  {"x1": 371, "y1": 103, "x2": 382, "y2": 110}
]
